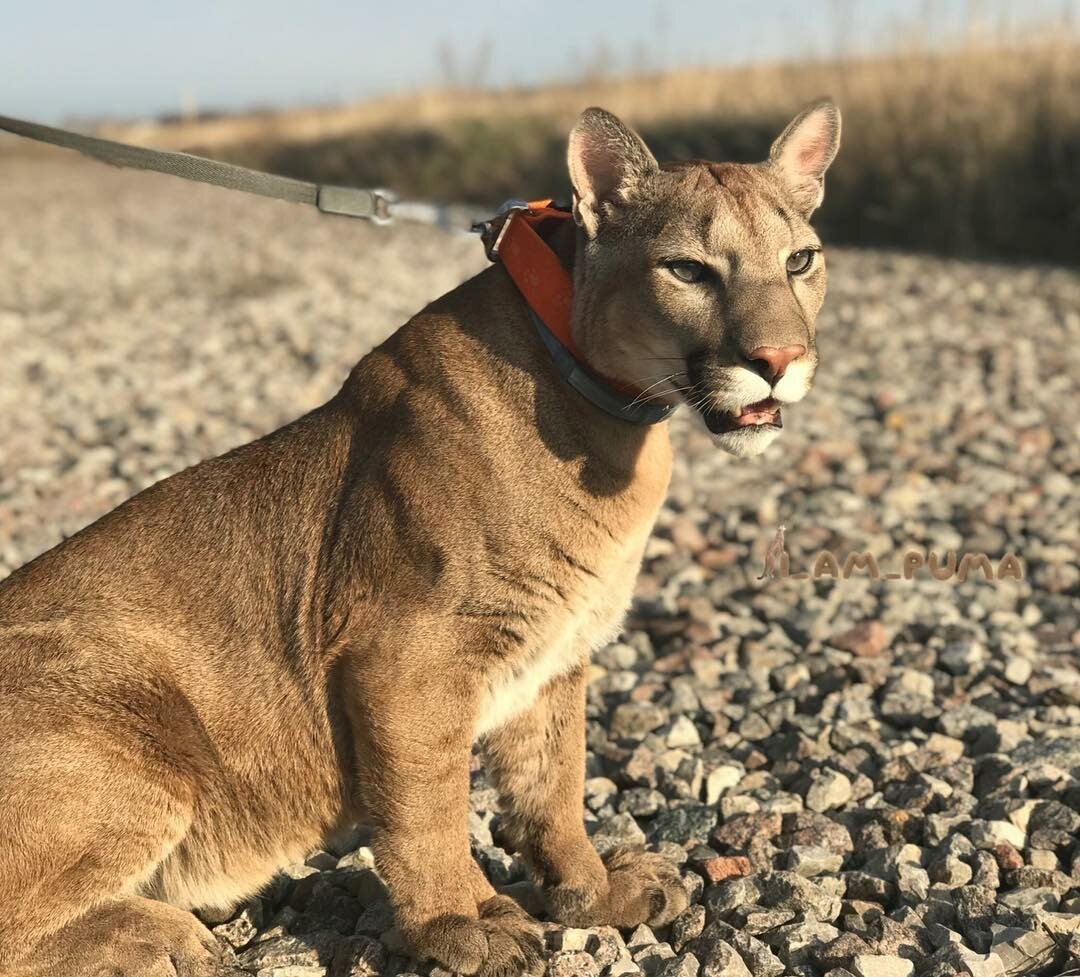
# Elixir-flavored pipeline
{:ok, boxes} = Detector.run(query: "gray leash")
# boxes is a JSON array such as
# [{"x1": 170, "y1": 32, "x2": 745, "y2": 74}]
[
  {"x1": 0, "y1": 113, "x2": 678, "y2": 427},
  {"x1": 0, "y1": 113, "x2": 468, "y2": 230}
]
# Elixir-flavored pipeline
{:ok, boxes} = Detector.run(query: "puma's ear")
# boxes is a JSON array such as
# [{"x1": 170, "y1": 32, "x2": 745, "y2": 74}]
[
  {"x1": 568, "y1": 107, "x2": 659, "y2": 236},
  {"x1": 768, "y1": 99, "x2": 841, "y2": 215}
]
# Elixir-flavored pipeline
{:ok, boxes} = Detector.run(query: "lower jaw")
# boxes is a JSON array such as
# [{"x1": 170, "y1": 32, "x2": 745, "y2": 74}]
[{"x1": 709, "y1": 425, "x2": 783, "y2": 457}]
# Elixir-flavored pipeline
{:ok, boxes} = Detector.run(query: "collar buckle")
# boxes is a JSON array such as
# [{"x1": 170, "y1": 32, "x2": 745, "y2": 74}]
[{"x1": 472, "y1": 199, "x2": 532, "y2": 261}]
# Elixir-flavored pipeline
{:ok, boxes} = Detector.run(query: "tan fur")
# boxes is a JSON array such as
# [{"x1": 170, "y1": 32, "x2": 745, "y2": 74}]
[{"x1": 0, "y1": 102, "x2": 839, "y2": 976}]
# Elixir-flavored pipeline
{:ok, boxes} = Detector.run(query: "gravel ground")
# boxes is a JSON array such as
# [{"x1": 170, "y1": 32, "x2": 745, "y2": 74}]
[{"x1": 2, "y1": 151, "x2": 1079, "y2": 977}]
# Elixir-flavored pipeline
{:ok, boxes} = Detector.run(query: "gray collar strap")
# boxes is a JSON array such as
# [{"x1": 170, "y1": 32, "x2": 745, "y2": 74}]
[{"x1": 527, "y1": 308, "x2": 676, "y2": 426}]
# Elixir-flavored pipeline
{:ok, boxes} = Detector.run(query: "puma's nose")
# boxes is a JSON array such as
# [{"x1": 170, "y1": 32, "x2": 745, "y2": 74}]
[{"x1": 748, "y1": 344, "x2": 806, "y2": 382}]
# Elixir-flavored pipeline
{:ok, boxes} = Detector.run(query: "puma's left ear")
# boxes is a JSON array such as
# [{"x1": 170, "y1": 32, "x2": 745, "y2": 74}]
[
  {"x1": 768, "y1": 99, "x2": 841, "y2": 215},
  {"x1": 568, "y1": 107, "x2": 659, "y2": 237}
]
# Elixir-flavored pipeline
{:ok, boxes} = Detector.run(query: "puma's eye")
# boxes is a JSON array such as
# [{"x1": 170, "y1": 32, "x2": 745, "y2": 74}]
[
  {"x1": 666, "y1": 260, "x2": 706, "y2": 283},
  {"x1": 786, "y1": 249, "x2": 816, "y2": 275}
]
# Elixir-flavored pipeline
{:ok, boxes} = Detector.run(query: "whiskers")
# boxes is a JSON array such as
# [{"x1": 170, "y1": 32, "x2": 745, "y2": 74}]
[
  {"x1": 622, "y1": 371, "x2": 689, "y2": 411},
  {"x1": 618, "y1": 358, "x2": 720, "y2": 416},
  {"x1": 686, "y1": 387, "x2": 716, "y2": 414},
  {"x1": 622, "y1": 372, "x2": 712, "y2": 418}
]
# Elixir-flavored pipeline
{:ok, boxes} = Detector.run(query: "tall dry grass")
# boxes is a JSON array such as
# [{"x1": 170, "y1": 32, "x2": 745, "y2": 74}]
[{"x1": 102, "y1": 30, "x2": 1080, "y2": 262}]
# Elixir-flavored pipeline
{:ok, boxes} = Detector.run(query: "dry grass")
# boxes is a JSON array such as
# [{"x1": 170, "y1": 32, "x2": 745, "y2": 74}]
[{"x1": 15, "y1": 30, "x2": 1080, "y2": 262}]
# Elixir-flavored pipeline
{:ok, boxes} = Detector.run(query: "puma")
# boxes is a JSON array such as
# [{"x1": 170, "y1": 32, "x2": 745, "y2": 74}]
[{"x1": 0, "y1": 100, "x2": 840, "y2": 976}]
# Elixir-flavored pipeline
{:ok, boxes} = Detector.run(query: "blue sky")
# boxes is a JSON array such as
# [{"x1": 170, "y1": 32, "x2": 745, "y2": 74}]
[{"x1": 3, "y1": 0, "x2": 1076, "y2": 121}]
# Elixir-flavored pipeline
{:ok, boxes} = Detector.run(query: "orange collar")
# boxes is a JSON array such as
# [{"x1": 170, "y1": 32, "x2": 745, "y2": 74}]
[
  {"x1": 483, "y1": 200, "x2": 676, "y2": 426},
  {"x1": 488, "y1": 198, "x2": 678, "y2": 423},
  {"x1": 488, "y1": 199, "x2": 579, "y2": 352}
]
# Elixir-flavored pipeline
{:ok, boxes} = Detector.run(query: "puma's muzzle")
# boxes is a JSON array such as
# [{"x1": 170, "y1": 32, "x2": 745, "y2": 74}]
[{"x1": 685, "y1": 346, "x2": 818, "y2": 455}]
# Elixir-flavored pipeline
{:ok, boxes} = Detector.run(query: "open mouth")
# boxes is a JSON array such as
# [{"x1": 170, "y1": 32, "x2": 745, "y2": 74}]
[{"x1": 700, "y1": 398, "x2": 783, "y2": 435}]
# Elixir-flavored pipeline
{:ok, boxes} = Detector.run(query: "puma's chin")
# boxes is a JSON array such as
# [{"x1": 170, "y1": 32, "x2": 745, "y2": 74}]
[{"x1": 710, "y1": 424, "x2": 783, "y2": 457}]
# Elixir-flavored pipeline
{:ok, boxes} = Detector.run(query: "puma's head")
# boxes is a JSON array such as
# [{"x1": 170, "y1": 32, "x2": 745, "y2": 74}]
[{"x1": 567, "y1": 100, "x2": 841, "y2": 456}]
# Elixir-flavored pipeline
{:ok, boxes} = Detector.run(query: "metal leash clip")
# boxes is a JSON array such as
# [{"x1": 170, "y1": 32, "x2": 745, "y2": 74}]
[{"x1": 316, "y1": 186, "x2": 397, "y2": 225}]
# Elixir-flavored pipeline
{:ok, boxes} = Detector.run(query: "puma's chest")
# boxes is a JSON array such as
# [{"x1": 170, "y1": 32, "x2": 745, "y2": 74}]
[
  {"x1": 470, "y1": 425, "x2": 672, "y2": 738},
  {"x1": 474, "y1": 510, "x2": 668, "y2": 733},
  {"x1": 473, "y1": 536, "x2": 645, "y2": 738}
]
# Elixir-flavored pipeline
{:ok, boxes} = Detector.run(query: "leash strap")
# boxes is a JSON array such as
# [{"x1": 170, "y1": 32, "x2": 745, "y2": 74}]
[
  {"x1": 0, "y1": 113, "x2": 410, "y2": 224},
  {"x1": 2, "y1": 113, "x2": 675, "y2": 425}
]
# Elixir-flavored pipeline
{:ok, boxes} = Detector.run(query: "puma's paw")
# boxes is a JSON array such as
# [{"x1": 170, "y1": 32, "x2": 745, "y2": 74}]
[
  {"x1": 409, "y1": 894, "x2": 545, "y2": 977},
  {"x1": 547, "y1": 846, "x2": 689, "y2": 929},
  {"x1": 26, "y1": 899, "x2": 224, "y2": 977}
]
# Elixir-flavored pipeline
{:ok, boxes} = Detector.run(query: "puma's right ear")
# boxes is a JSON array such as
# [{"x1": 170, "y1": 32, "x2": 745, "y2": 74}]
[
  {"x1": 768, "y1": 99, "x2": 841, "y2": 215},
  {"x1": 568, "y1": 107, "x2": 658, "y2": 236}
]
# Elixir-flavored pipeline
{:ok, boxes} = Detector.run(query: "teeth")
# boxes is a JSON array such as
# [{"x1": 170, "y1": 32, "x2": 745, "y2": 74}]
[{"x1": 701, "y1": 401, "x2": 783, "y2": 435}]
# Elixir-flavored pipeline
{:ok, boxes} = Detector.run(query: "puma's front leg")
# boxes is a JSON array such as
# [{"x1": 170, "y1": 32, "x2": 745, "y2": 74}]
[
  {"x1": 352, "y1": 656, "x2": 544, "y2": 977},
  {"x1": 483, "y1": 665, "x2": 688, "y2": 929}
]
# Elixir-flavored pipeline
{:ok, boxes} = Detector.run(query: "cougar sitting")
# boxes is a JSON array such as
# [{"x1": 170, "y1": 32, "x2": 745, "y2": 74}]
[{"x1": 0, "y1": 101, "x2": 840, "y2": 977}]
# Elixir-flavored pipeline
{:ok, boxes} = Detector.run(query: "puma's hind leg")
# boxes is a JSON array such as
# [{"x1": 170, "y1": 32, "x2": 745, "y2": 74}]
[{"x1": 0, "y1": 694, "x2": 220, "y2": 977}]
